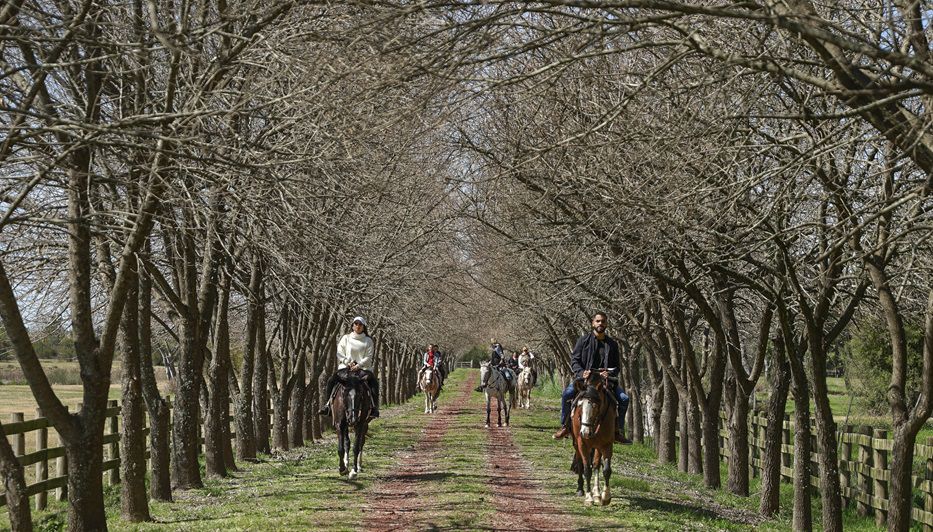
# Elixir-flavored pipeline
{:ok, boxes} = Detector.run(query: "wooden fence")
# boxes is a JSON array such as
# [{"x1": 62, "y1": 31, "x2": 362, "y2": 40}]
[
  {"x1": 672, "y1": 410, "x2": 933, "y2": 530},
  {"x1": 0, "y1": 399, "x2": 236, "y2": 510}
]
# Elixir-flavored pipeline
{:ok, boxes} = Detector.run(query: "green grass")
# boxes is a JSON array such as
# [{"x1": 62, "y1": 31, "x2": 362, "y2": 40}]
[{"x1": 1, "y1": 370, "x2": 912, "y2": 531}]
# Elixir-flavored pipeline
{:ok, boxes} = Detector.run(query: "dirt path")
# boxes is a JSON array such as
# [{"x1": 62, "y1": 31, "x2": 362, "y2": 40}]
[
  {"x1": 363, "y1": 372, "x2": 478, "y2": 531},
  {"x1": 486, "y1": 422, "x2": 575, "y2": 531}
]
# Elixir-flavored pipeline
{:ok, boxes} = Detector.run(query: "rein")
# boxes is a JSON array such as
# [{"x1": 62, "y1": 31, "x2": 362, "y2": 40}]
[{"x1": 579, "y1": 386, "x2": 611, "y2": 435}]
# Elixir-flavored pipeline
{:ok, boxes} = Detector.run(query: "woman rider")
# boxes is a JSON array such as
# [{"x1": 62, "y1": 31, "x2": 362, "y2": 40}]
[{"x1": 318, "y1": 316, "x2": 380, "y2": 418}]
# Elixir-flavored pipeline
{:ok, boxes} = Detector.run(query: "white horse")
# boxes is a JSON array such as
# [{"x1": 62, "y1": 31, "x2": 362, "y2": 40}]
[
  {"x1": 516, "y1": 367, "x2": 534, "y2": 409},
  {"x1": 419, "y1": 366, "x2": 440, "y2": 413},
  {"x1": 479, "y1": 362, "x2": 513, "y2": 427}
]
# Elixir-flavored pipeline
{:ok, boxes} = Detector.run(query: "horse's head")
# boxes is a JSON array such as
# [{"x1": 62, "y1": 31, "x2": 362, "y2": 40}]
[
  {"x1": 423, "y1": 367, "x2": 433, "y2": 385},
  {"x1": 479, "y1": 361, "x2": 491, "y2": 386},
  {"x1": 578, "y1": 373, "x2": 609, "y2": 440}
]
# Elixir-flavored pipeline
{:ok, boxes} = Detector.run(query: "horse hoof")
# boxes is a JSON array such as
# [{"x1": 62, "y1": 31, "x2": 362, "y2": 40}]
[
  {"x1": 576, "y1": 490, "x2": 584, "y2": 497},
  {"x1": 348, "y1": 470, "x2": 358, "y2": 480},
  {"x1": 584, "y1": 496, "x2": 593, "y2": 507},
  {"x1": 339, "y1": 468, "x2": 348, "y2": 476},
  {"x1": 601, "y1": 497, "x2": 611, "y2": 506},
  {"x1": 484, "y1": 424, "x2": 489, "y2": 428}
]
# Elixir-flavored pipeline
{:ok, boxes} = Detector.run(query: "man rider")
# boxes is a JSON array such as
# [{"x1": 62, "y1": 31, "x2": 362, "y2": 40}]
[
  {"x1": 553, "y1": 311, "x2": 631, "y2": 444},
  {"x1": 477, "y1": 339, "x2": 506, "y2": 391}
]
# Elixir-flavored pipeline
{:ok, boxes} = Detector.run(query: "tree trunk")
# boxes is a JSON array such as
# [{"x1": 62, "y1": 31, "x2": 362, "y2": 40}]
[
  {"x1": 701, "y1": 408, "x2": 721, "y2": 490},
  {"x1": 272, "y1": 391, "x2": 290, "y2": 451},
  {"x1": 253, "y1": 305, "x2": 271, "y2": 454},
  {"x1": 811, "y1": 355, "x2": 843, "y2": 532},
  {"x1": 288, "y1": 353, "x2": 306, "y2": 447},
  {"x1": 172, "y1": 315, "x2": 204, "y2": 489},
  {"x1": 137, "y1": 262, "x2": 172, "y2": 501},
  {"x1": 686, "y1": 383, "x2": 703, "y2": 475},
  {"x1": 760, "y1": 340, "x2": 790, "y2": 517},
  {"x1": 119, "y1": 271, "x2": 151, "y2": 521},
  {"x1": 727, "y1": 386, "x2": 750, "y2": 496},
  {"x1": 0, "y1": 423, "x2": 32, "y2": 531},
  {"x1": 659, "y1": 372, "x2": 678, "y2": 464},
  {"x1": 205, "y1": 274, "x2": 233, "y2": 479},
  {"x1": 678, "y1": 393, "x2": 689, "y2": 472},
  {"x1": 66, "y1": 419, "x2": 108, "y2": 531}
]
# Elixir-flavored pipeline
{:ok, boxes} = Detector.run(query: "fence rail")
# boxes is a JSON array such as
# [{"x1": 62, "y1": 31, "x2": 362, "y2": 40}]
[
  {"x1": 0, "y1": 399, "x2": 237, "y2": 510},
  {"x1": 672, "y1": 410, "x2": 933, "y2": 529}
]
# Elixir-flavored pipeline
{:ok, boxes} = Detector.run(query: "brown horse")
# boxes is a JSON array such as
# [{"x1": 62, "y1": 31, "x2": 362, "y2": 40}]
[
  {"x1": 570, "y1": 372, "x2": 616, "y2": 506},
  {"x1": 330, "y1": 371, "x2": 373, "y2": 479}
]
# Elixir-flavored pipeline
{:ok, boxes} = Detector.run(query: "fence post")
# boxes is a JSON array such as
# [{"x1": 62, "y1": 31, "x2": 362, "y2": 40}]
[
  {"x1": 35, "y1": 407, "x2": 48, "y2": 511},
  {"x1": 924, "y1": 437, "x2": 932, "y2": 532},
  {"x1": 56, "y1": 406, "x2": 68, "y2": 501},
  {"x1": 108, "y1": 399, "x2": 120, "y2": 485},
  {"x1": 873, "y1": 428, "x2": 888, "y2": 527},
  {"x1": 840, "y1": 424, "x2": 852, "y2": 507},
  {"x1": 781, "y1": 413, "x2": 791, "y2": 483},
  {"x1": 11, "y1": 412, "x2": 25, "y2": 457},
  {"x1": 857, "y1": 425, "x2": 873, "y2": 517}
]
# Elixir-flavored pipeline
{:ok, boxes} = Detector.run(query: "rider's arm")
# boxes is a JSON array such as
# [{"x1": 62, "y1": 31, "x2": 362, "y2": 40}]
[
  {"x1": 570, "y1": 336, "x2": 586, "y2": 377},
  {"x1": 356, "y1": 338, "x2": 374, "y2": 370},
  {"x1": 607, "y1": 340, "x2": 621, "y2": 378},
  {"x1": 336, "y1": 335, "x2": 350, "y2": 368}
]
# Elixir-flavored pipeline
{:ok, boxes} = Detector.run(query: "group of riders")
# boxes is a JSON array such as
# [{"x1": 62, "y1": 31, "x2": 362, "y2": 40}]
[{"x1": 317, "y1": 310, "x2": 631, "y2": 445}]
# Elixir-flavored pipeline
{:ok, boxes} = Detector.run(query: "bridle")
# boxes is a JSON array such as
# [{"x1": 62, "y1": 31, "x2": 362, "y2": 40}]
[{"x1": 579, "y1": 380, "x2": 611, "y2": 435}]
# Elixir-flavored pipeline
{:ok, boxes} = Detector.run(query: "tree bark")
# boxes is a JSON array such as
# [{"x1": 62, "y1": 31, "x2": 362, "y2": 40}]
[
  {"x1": 137, "y1": 262, "x2": 172, "y2": 501},
  {"x1": 759, "y1": 335, "x2": 790, "y2": 516},
  {"x1": 0, "y1": 421, "x2": 32, "y2": 531},
  {"x1": 658, "y1": 372, "x2": 678, "y2": 464},
  {"x1": 254, "y1": 304, "x2": 271, "y2": 454},
  {"x1": 235, "y1": 258, "x2": 261, "y2": 460},
  {"x1": 119, "y1": 268, "x2": 151, "y2": 521}
]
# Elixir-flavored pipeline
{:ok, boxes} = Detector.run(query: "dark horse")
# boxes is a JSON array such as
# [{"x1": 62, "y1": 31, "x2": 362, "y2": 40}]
[
  {"x1": 570, "y1": 371, "x2": 616, "y2": 506},
  {"x1": 329, "y1": 370, "x2": 373, "y2": 479}
]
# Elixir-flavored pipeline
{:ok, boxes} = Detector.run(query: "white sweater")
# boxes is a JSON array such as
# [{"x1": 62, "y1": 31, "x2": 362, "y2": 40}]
[{"x1": 336, "y1": 332, "x2": 374, "y2": 371}]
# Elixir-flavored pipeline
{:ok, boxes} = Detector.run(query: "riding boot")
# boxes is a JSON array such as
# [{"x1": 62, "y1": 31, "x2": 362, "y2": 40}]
[{"x1": 318, "y1": 374, "x2": 338, "y2": 416}]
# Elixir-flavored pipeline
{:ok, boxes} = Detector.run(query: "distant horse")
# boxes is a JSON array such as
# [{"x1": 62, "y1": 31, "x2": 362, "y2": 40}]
[
  {"x1": 570, "y1": 372, "x2": 616, "y2": 506},
  {"x1": 329, "y1": 371, "x2": 373, "y2": 480},
  {"x1": 479, "y1": 362, "x2": 513, "y2": 427},
  {"x1": 419, "y1": 366, "x2": 440, "y2": 413},
  {"x1": 516, "y1": 367, "x2": 534, "y2": 409}
]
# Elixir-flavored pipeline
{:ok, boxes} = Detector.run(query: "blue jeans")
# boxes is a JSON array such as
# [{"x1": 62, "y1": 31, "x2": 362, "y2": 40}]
[{"x1": 560, "y1": 382, "x2": 629, "y2": 431}]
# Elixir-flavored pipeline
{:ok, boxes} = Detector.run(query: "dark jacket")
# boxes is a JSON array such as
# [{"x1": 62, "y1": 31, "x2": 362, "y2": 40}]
[
  {"x1": 490, "y1": 344, "x2": 504, "y2": 365},
  {"x1": 570, "y1": 332, "x2": 620, "y2": 379}
]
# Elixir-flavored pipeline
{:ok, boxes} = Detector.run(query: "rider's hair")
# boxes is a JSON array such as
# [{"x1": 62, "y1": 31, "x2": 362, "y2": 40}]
[{"x1": 592, "y1": 311, "x2": 608, "y2": 321}]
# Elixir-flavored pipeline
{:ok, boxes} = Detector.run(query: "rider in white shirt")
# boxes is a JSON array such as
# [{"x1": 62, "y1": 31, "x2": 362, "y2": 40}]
[{"x1": 319, "y1": 316, "x2": 380, "y2": 418}]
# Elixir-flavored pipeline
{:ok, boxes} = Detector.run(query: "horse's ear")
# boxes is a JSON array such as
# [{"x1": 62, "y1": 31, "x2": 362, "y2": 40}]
[{"x1": 572, "y1": 378, "x2": 585, "y2": 393}]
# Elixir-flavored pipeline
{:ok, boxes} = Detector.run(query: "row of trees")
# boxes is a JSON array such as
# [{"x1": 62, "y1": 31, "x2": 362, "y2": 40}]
[
  {"x1": 0, "y1": 2, "x2": 466, "y2": 530},
  {"x1": 396, "y1": 2, "x2": 932, "y2": 532}
]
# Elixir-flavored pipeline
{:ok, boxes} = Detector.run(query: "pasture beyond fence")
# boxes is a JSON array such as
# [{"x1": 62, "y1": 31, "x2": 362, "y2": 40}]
[{"x1": 670, "y1": 409, "x2": 933, "y2": 530}]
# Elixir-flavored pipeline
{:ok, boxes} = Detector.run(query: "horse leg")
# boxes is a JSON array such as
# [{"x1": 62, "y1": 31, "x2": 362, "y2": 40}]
[
  {"x1": 337, "y1": 425, "x2": 348, "y2": 476},
  {"x1": 583, "y1": 454, "x2": 594, "y2": 506},
  {"x1": 601, "y1": 455, "x2": 612, "y2": 505},
  {"x1": 591, "y1": 451, "x2": 602, "y2": 502},
  {"x1": 496, "y1": 394, "x2": 502, "y2": 427},
  {"x1": 485, "y1": 393, "x2": 491, "y2": 428},
  {"x1": 349, "y1": 424, "x2": 366, "y2": 480},
  {"x1": 504, "y1": 395, "x2": 510, "y2": 426}
]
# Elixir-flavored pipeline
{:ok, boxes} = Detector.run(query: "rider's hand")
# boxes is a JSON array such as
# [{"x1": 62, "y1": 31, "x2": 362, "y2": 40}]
[
  {"x1": 583, "y1": 370, "x2": 591, "y2": 379},
  {"x1": 600, "y1": 370, "x2": 609, "y2": 379}
]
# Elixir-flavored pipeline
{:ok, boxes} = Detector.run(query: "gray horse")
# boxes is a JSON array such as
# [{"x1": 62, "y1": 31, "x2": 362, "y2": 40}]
[{"x1": 479, "y1": 361, "x2": 514, "y2": 427}]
